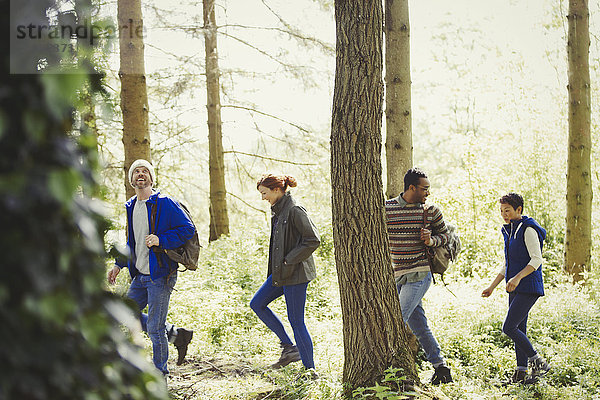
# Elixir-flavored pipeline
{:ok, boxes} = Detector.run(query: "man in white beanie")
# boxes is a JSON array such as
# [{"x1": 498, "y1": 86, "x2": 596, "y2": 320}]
[{"x1": 108, "y1": 159, "x2": 195, "y2": 376}]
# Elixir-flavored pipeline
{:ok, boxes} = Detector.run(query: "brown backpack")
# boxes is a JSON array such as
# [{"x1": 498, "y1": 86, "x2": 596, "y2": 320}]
[{"x1": 151, "y1": 200, "x2": 201, "y2": 271}]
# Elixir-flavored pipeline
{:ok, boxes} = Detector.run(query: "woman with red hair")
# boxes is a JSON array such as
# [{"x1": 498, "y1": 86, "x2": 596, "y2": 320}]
[{"x1": 250, "y1": 174, "x2": 320, "y2": 375}]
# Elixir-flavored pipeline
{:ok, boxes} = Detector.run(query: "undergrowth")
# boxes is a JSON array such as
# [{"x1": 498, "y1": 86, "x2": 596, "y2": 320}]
[{"x1": 110, "y1": 226, "x2": 600, "y2": 399}]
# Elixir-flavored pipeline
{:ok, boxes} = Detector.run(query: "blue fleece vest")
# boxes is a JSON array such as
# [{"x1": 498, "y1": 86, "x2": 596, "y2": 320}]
[{"x1": 502, "y1": 216, "x2": 546, "y2": 296}]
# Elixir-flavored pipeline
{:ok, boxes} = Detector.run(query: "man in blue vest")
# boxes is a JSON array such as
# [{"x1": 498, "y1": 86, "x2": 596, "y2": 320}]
[{"x1": 108, "y1": 159, "x2": 194, "y2": 376}]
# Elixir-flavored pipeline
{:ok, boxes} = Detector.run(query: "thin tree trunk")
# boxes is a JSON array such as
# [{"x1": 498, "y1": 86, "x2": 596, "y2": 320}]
[
  {"x1": 81, "y1": 85, "x2": 99, "y2": 155},
  {"x1": 118, "y1": 0, "x2": 151, "y2": 200},
  {"x1": 384, "y1": 0, "x2": 412, "y2": 199},
  {"x1": 76, "y1": 0, "x2": 99, "y2": 150},
  {"x1": 204, "y1": 0, "x2": 230, "y2": 241},
  {"x1": 331, "y1": 1, "x2": 417, "y2": 395},
  {"x1": 565, "y1": 0, "x2": 592, "y2": 282}
]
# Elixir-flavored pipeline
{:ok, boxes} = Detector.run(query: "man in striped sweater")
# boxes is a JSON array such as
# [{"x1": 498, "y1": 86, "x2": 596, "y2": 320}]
[{"x1": 385, "y1": 168, "x2": 453, "y2": 385}]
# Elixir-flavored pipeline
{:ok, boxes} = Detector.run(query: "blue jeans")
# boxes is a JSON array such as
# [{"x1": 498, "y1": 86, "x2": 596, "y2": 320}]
[
  {"x1": 503, "y1": 292, "x2": 539, "y2": 368},
  {"x1": 250, "y1": 275, "x2": 314, "y2": 369},
  {"x1": 127, "y1": 272, "x2": 177, "y2": 375},
  {"x1": 396, "y1": 272, "x2": 444, "y2": 366}
]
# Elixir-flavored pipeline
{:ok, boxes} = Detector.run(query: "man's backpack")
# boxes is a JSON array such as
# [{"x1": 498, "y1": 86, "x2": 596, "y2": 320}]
[
  {"x1": 423, "y1": 206, "x2": 461, "y2": 282},
  {"x1": 151, "y1": 200, "x2": 201, "y2": 271}
]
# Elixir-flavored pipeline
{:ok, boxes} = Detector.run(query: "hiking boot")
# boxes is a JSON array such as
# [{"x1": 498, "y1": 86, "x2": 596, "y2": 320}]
[
  {"x1": 523, "y1": 374, "x2": 541, "y2": 385},
  {"x1": 502, "y1": 369, "x2": 527, "y2": 386},
  {"x1": 174, "y1": 328, "x2": 193, "y2": 365},
  {"x1": 271, "y1": 343, "x2": 301, "y2": 369},
  {"x1": 431, "y1": 365, "x2": 453, "y2": 385},
  {"x1": 305, "y1": 368, "x2": 319, "y2": 380},
  {"x1": 529, "y1": 356, "x2": 551, "y2": 377},
  {"x1": 295, "y1": 368, "x2": 319, "y2": 382}
]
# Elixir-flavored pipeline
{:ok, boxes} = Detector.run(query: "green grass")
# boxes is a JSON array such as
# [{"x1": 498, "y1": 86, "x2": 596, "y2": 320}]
[{"x1": 111, "y1": 228, "x2": 600, "y2": 399}]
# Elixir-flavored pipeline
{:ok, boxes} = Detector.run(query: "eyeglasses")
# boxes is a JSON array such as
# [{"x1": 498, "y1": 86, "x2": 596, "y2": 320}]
[{"x1": 416, "y1": 185, "x2": 430, "y2": 193}]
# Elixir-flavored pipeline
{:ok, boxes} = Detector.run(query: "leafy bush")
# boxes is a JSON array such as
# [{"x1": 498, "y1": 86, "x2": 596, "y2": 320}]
[
  {"x1": 162, "y1": 222, "x2": 600, "y2": 400},
  {"x1": 0, "y1": 2, "x2": 167, "y2": 398}
]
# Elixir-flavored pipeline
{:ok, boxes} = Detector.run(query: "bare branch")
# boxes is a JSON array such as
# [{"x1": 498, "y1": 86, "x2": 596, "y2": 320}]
[
  {"x1": 217, "y1": 31, "x2": 303, "y2": 72},
  {"x1": 224, "y1": 150, "x2": 317, "y2": 166},
  {"x1": 260, "y1": 0, "x2": 294, "y2": 32},
  {"x1": 258, "y1": 0, "x2": 335, "y2": 53},
  {"x1": 217, "y1": 24, "x2": 334, "y2": 54},
  {"x1": 221, "y1": 104, "x2": 309, "y2": 133},
  {"x1": 227, "y1": 191, "x2": 267, "y2": 215},
  {"x1": 146, "y1": 43, "x2": 203, "y2": 65},
  {"x1": 146, "y1": 23, "x2": 296, "y2": 73}
]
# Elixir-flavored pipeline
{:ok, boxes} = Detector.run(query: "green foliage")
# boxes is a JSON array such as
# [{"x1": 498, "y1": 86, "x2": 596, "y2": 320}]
[
  {"x1": 164, "y1": 225, "x2": 600, "y2": 400},
  {"x1": 164, "y1": 222, "x2": 600, "y2": 399},
  {"x1": 352, "y1": 368, "x2": 416, "y2": 400},
  {"x1": 59, "y1": 0, "x2": 600, "y2": 398},
  {"x1": 0, "y1": 1, "x2": 167, "y2": 398},
  {"x1": 422, "y1": 279, "x2": 600, "y2": 399}
]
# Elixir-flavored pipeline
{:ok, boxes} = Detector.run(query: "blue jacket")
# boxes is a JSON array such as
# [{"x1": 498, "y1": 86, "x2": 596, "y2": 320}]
[
  {"x1": 117, "y1": 191, "x2": 195, "y2": 280},
  {"x1": 502, "y1": 216, "x2": 546, "y2": 296}
]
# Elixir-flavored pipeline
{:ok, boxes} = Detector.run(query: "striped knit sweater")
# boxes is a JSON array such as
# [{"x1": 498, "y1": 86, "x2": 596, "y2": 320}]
[{"x1": 385, "y1": 195, "x2": 449, "y2": 280}]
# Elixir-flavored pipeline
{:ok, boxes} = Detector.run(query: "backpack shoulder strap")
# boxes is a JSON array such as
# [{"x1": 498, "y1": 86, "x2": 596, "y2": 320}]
[
  {"x1": 150, "y1": 201, "x2": 157, "y2": 234},
  {"x1": 422, "y1": 205, "x2": 436, "y2": 283},
  {"x1": 150, "y1": 199, "x2": 166, "y2": 268}
]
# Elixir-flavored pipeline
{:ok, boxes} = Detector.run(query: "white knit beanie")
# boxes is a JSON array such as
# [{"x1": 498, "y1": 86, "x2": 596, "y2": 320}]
[{"x1": 128, "y1": 159, "x2": 155, "y2": 187}]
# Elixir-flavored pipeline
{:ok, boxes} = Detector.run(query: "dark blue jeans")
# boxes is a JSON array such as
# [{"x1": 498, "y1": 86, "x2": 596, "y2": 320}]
[
  {"x1": 503, "y1": 292, "x2": 540, "y2": 368},
  {"x1": 250, "y1": 275, "x2": 314, "y2": 369}
]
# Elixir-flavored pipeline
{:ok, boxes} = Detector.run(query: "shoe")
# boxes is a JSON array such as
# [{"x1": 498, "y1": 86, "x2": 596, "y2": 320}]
[
  {"x1": 523, "y1": 374, "x2": 540, "y2": 385},
  {"x1": 271, "y1": 343, "x2": 301, "y2": 369},
  {"x1": 303, "y1": 368, "x2": 319, "y2": 380},
  {"x1": 529, "y1": 355, "x2": 551, "y2": 377},
  {"x1": 295, "y1": 368, "x2": 319, "y2": 381},
  {"x1": 174, "y1": 328, "x2": 193, "y2": 365},
  {"x1": 431, "y1": 365, "x2": 453, "y2": 385},
  {"x1": 502, "y1": 369, "x2": 527, "y2": 386}
]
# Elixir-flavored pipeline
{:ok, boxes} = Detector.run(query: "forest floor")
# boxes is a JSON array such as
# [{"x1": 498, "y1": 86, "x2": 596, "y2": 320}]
[
  {"x1": 111, "y1": 232, "x2": 600, "y2": 400},
  {"x1": 168, "y1": 356, "x2": 328, "y2": 400}
]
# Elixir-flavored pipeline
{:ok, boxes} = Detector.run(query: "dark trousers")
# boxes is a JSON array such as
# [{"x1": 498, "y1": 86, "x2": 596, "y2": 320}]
[{"x1": 503, "y1": 292, "x2": 540, "y2": 367}]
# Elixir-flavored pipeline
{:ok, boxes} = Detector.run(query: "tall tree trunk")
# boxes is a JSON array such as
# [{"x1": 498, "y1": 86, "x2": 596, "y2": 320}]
[
  {"x1": 384, "y1": 0, "x2": 412, "y2": 199},
  {"x1": 76, "y1": 0, "x2": 100, "y2": 153},
  {"x1": 204, "y1": 0, "x2": 230, "y2": 241},
  {"x1": 564, "y1": 0, "x2": 592, "y2": 283},
  {"x1": 118, "y1": 0, "x2": 151, "y2": 200},
  {"x1": 331, "y1": 1, "x2": 418, "y2": 395}
]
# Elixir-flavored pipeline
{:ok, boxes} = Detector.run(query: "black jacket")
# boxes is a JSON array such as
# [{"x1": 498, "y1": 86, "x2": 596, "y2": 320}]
[{"x1": 268, "y1": 192, "x2": 320, "y2": 287}]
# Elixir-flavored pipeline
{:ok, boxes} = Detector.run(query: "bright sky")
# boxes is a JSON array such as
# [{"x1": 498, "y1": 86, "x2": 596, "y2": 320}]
[{"x1": 97, "y1": 0, "x2": 595, "y2": 161}]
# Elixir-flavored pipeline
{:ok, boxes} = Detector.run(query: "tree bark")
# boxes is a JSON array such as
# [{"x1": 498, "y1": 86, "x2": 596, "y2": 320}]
[
  {"x1": 118, "y1": 0, "x2": 151, "y2": 200},
  {"x1": 384, "y1": 0, "x2": 412, "y2": 199},
  {"x1": 76, "y1": 0, "x2": 99, "y2": 152},
  {"x1": 565, "y1": 0, "x2": 592, "y2": 282},
  {"x1": 331, "y1": 1, "x2": 418, "y2": 395},
  {"x1": 204, "y1": 0, "x2": 230, "y2": 241}
]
